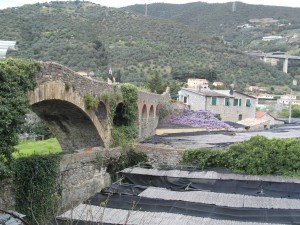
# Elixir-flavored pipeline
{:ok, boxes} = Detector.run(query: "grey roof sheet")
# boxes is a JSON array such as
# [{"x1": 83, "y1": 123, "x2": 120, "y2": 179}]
[
  {"x1": 139, "y1": 187, "x2": 300, "y2": 209},
  {"x1": 121, "y1": 167, "x2": 300, "y2": 184},
  {"x1": 182, "y1": 88, "x2": 231, "y2": 97},
  {"x1": 58, "y1": 204, "x2": 282, "y2": 225}
]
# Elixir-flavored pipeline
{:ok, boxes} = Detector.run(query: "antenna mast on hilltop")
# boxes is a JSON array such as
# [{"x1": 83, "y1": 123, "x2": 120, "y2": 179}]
[
  {"x1": 232, "y1": 1, "x2": 236, "y2": 12},
  {"x1": 145, "y1": 4, "x2": 148, "y2": 17}
]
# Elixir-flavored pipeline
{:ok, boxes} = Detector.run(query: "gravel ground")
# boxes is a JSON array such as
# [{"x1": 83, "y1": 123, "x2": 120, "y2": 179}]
[{"x1": 141, "y1": 124, "x2": 300, "y2": 149}]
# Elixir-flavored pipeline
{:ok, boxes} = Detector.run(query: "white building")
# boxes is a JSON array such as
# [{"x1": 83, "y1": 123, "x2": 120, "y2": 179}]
[
  {"x1": 262, "y1": 36, "x2": 283, "y2": 41},
  {"x1": 257, "y1": 94, "x2": 274, "y2": 99},
  {"x1": 277, "y1": 94, "x2": 297, "y2": 105},
  {"x1": 178, "y1": 88, "x2": 256, "y2": 122},
  {"x1": 0, "y1": 40, "x2": 16, "y2": 58}
]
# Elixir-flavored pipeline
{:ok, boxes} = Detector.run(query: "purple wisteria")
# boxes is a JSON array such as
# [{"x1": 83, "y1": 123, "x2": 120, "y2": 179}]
[{"x1": 168, "y1": 109, "x2": 231, "y2": 129}]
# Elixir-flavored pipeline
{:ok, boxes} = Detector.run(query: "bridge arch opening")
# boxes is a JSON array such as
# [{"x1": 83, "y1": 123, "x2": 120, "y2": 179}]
[
  {"x1": 113, "y1": 102, "x2": 126, "y2": 126},
  {"x1": 141, "y1": 104, "x2": 148, "y2": 138},
  {"x1": 31, "y1": 99, "x2": 105, "y2": 152},
  {"x1": 96, "y1": 101, "x2": 108, "y2": 121},
  {"x1": 149, "y1": 105, "x2": 154, "y2": 119}
]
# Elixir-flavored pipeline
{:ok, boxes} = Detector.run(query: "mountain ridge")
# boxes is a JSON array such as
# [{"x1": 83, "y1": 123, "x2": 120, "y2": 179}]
[{"x1": 0, "y1": 1, "x2": 292, "y2": 89}]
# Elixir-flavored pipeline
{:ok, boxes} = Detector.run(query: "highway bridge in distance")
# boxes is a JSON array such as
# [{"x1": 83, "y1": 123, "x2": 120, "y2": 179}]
[{"x1": 249, "y1": 52, "x2": 300, "y2": 73}]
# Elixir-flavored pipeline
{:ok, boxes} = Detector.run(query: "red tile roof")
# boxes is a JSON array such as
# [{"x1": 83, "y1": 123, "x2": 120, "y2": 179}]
[{"x1": 255, "y1": 112, "x2": 267, "y2": 119}]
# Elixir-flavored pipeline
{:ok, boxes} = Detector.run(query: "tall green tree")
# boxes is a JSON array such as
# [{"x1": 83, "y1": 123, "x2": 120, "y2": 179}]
[
  {"x1": 146, "y1": 74, "x2": 164, "y2": 94},
  {"x1": 0, "y1": 58, "x2": 40, "y2": 179}
]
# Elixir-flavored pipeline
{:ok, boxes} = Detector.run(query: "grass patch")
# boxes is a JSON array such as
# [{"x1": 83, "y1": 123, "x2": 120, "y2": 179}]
[{"x1": 14, "y1": 138, "x2": 62, "y2": 158}]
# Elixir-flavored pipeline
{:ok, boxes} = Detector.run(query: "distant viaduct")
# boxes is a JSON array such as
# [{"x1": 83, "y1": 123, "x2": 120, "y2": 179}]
[{"x1": 250, "y1": 52, "x2": 300, "y2": 73}]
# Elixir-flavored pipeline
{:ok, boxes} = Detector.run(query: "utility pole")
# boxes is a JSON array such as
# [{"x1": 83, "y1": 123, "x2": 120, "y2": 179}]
[
  {"x1": 289, "y1": 80, "x2": 297, "y2": 123},
  {"x1": 289, "y1": 90, "x2": 292, "y2": 123},
  {"x1": 145, "y1": 4, "x2": 148, "y2": 17},
  {"x1": 232, "y1": 1, "x2": 236, "y2": 12}
]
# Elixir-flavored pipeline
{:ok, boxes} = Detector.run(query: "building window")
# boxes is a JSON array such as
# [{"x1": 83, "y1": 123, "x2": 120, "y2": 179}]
[
  {"x1": 224, "y1": 98, "x2": 230, "y2": 106},
  {"x1": 239, "y1": 114, "x2": 243, "y2": 121},
  {"x1": 183, "y1": 96, "x2": 188, "y2": 104},
  {"x1": 238, "y1": 99, "x2": 242, "y2": 106},
  {"x1": 211, "y1": 97, "x2": 217, "y2": 105},
  {"x1": 234, "y1": 98, "x2": 239, "y2": 106},
  {"x1": 246, "y1": 98, "x2": 251, "y2": 107}
]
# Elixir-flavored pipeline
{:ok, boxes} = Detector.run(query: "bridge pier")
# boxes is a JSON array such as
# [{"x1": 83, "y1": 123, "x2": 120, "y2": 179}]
[{"x1": 283, "y1": 58, "x2": 288, "y2": 73}]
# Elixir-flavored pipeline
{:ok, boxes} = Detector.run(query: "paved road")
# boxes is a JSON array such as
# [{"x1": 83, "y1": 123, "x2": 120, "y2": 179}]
[{"x1": 161, "y1": 124, "x2": 300, "y2": 149}]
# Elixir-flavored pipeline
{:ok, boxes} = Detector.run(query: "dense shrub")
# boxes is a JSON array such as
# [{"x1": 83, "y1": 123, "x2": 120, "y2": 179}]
[
  {"x1": 14, "y1": 154, "x2": 61, "y2": 224},
  {"x1": 0, "y1": 58, "x2": 40, "y2": 179},
  {"x1": 183, "y1": 136, "x2": 300, "y2": 177},
  {"x1": 111, "y1": 126, "x2": 138, "y2": 148},
  {"x1": 182, "y1": 148, "x2": 227, "y2": 169},
  {"x1": 84, "y1": 93, "x2": 99, "y2": 109},
  {"x1": 106, "y1": 147, "x2": 148, "y2": 181},
  {"x1": 120, "y1": 83, "x2": 138, "y2": 126},
  {"x1": 226, "y1": 136, "x2": 300, "y2": 176}
]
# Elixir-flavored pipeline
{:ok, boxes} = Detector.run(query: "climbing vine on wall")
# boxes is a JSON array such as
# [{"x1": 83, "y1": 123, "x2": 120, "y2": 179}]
[
  {"x1": 0, "y1": 58, "x2": 40, "y2": 179},
  {"x1": 110, "y1": 84, "x2": 139, "y2": 147},
  {"x1": 99, "y1": 93, "x2": 122, "y2": 123},
  {"x1": 120, "y1": 83, "x2": 138, "y2": 126},
  {"x1": 106, "y1": 146, "x2": 148, "y2": 181},
  {"x1": 14, "y1": 154, "x2": 62, "y2": 225},
  {"x1": 84, "y1": 93, "x2": 99, "y2": 109}
]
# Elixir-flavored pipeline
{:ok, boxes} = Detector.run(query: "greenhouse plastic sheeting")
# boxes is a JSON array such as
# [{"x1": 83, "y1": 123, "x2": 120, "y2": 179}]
[
  {"x1": 121, "y1": 172, "x2": 300, "y2": 199},
  {"x1": 86, "y1": 190, "x2": 300, "y2": 224}
]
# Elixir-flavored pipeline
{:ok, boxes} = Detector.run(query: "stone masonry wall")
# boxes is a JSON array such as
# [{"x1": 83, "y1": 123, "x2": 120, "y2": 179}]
[
  {"x1": 135, "y1": 143, "x2": 184, "y2": 167},
  {"x1": 0, "y1": 179, "x2": 15, "y2": 210},
  {"x1": 60, "y1": 147, "x2": 122, "y2": 210},
  {"x1": 37, "y1": 62, "x2": 116, "y2": 96},
  {"x1": 35, "y1": 62, "x2": 171, "y2": 141},
  {"x1": 0, "y1": 148, "x2": 121, "y2": 211}
]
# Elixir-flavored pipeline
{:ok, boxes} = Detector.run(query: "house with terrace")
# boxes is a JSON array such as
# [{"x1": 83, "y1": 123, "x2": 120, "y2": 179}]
[{"x1": 178, "y1": 88, "x2": 256, "y2": 122}]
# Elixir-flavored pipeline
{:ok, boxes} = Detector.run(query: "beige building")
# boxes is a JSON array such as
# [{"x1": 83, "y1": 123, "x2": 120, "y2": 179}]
[
  {"x1": 212, "y1": 81, "x2": 224, "y2": 87},
  {"x1": 256, "y1": 112, "x2": 284, "y2": 126},
  {"x1": 178, "y1": 88, "x2": 256, "y2": 122},
  {"x1": 187, "y1": 78, "x2": 209, "y2": 90}
]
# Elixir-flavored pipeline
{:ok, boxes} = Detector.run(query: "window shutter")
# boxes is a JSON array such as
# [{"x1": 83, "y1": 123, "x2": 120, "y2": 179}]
[
  {"x1": 211, "y1": 97, "x2": 217, "y2": 105},
  {"x1": 246, "y1": 99, "x2": 251, "y2": 107},
  {"x1": 234, "y1": 99, "x2": 238, "y2": 106}
]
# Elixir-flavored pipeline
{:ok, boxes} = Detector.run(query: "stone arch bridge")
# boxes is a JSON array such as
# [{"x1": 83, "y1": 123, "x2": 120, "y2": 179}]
[{"x1": 28, "y1": 62, "x2": 170, "y2": 152}]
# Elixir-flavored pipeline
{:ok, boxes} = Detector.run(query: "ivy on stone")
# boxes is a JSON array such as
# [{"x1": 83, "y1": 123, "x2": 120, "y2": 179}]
[
  {"x1": 13, "y1": 154, "x2": 61, "y2": 225},
  {"x1": 120, "y1": 83, "x2": 138, "y2": 126},
  {"x1": 0, "y1": 58, "x2": 40, "y2": 179}
]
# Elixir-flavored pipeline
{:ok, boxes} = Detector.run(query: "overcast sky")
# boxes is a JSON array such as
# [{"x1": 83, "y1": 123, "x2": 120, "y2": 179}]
[{"x1": 1, "y1": 0, "x2": 300, "y2": 9}]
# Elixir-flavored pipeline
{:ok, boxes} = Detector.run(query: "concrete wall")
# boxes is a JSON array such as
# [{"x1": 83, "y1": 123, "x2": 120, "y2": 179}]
[{"x1": 178, "y1": 89, "x2": 206, "y2": 111}]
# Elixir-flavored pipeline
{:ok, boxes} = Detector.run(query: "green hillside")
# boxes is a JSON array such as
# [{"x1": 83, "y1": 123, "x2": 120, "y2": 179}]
[
  {"x1": 124, "y1": 2, "x2": 300, "y2": 45},
  {"x1": 0, "y1": 1, "x2": 292, "y2": 89},
  {"x1": 125, "y1": 1, "x2": 300, "y2": 76}
]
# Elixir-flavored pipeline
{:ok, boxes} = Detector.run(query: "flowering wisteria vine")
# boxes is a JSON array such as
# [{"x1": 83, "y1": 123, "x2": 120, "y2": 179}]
[{"x1": 168, "y1": 109, "x2": 231, "y2": 129}]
